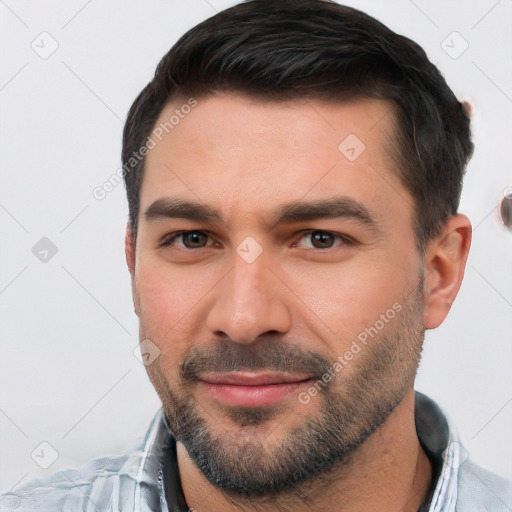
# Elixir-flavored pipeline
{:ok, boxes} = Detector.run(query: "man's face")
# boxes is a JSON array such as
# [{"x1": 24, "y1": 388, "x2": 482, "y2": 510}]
[{"x1": 130, "y1": 93, "x2": 426, "y2": 496}]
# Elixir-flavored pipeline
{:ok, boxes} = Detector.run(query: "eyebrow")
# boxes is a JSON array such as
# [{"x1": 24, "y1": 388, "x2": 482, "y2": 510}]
[
  {"x1": 268, "y1": 197, "x2": 380, "y2": 231},
  {"x1": 144, "y1": 197, "x2": 223, "y2": 224},
  {"x1": 144, "y1": 196, "x2": 381, "y2": 232}
]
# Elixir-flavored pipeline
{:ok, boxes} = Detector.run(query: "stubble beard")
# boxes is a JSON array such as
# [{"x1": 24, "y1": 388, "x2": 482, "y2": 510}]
[{"x1": 144, "y1": 286, "x2": 425, "y2": 500}]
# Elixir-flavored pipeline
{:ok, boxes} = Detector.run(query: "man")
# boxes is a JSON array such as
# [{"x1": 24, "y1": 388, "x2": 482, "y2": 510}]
[{"x1": 1, "y1": 0, "x2": 511, "y2": 510}]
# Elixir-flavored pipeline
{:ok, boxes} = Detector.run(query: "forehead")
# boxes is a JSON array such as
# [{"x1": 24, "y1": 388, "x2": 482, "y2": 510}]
[{"x1": 140, "y1": 93, "x2": 411, "y2": 231}]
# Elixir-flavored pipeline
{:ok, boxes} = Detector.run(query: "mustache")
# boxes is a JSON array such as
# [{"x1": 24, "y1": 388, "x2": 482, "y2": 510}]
[{"x1": 181, "y1": 341, "x2": 332, "y2": 382}]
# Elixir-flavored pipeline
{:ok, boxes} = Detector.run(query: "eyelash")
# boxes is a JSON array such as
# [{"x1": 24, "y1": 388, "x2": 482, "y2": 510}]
[
  {"x1": 159, "y1": 230, "x2": 355, "y2": 250},
  {"x1": 160, "y1": 230, "x2": 219, "y2": 249}
]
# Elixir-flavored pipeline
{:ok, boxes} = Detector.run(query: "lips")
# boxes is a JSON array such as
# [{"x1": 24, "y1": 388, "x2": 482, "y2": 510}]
[
  {"x1": 201, "y1": 371, "x2": 312, "y2": 386},
  {"x1": 198, "y1": 371, "x2": 312, "y2": 408}
]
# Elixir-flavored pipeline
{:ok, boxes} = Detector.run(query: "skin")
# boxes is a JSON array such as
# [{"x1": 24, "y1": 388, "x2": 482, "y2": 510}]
[{"x1": 125, "y1": 93, "x2": 472, "y2": 511}]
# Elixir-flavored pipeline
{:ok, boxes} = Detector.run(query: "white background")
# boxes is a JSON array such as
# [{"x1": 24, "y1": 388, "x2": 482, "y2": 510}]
[{"x1": 1, "y1": 0, "x2": 511, "y2": 493}]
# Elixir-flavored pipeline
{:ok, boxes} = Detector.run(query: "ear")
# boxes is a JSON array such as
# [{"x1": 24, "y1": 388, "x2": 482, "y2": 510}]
[
  {"x1": 422, "y1": 214, "x2": 472, "y2": 330},
  {"x1": 125, "y1": 225, "x2": 140, "y2": 316},
  {"x1": 125, "y1": 225, "x2": 136, "y2": 275}
]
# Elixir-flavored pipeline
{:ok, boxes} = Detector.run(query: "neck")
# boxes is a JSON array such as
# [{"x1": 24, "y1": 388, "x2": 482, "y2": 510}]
[{"x1": 177, "y1": 390, "x2": 432, "y2": 512}]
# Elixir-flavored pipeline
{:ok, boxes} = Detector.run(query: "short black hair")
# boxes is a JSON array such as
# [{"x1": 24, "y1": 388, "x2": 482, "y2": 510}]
[{"x1": 122, "y1": 0, "x2": 473, "y2": 251}]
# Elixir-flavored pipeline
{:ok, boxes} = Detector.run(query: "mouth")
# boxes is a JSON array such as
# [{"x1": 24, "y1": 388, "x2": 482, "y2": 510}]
[{"x1": 198, "y1": 371, "x2": 313, "y2": 408}]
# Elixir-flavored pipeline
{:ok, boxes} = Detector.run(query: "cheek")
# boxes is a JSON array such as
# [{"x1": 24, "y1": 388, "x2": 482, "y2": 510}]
[
  {"x1": 134, "y1": 259, "x2": 211, "y2": 352},
  {"x1": 282, "y1": 254, "x2": 416, "y2": 345}
]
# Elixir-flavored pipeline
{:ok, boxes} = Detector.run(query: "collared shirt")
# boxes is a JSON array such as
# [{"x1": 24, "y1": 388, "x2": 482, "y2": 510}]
[{"x1": 1, "y1": 392, "x2": 511, "y2": 511}]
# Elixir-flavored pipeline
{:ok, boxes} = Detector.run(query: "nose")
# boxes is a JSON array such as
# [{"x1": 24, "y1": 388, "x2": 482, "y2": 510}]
[{"x1": 205, "y1": 251, "x2": 292, "y2": 344}]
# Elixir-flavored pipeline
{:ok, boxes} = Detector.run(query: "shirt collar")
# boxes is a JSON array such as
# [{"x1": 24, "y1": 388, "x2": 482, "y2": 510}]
[{"x1": 415, "y1": 392, "x2": 460, "y2": 512}]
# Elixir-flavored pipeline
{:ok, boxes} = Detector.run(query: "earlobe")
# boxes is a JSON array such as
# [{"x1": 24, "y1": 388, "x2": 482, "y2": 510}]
[{"x1": 422, "y1": 214, "x2": 472, "y2": 330}]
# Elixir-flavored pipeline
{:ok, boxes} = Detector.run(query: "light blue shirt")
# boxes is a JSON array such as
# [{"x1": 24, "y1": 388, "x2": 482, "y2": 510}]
[{"x1": 1, "y1": 392, "x2": 511, "y2": 511}]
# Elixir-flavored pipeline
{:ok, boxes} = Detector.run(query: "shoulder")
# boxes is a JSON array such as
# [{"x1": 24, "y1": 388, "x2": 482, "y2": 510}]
[
  {"x1": 456, "y1": 459, "x2": 512, "y2": 511},
  {"x1": 0, "y1": 452, "x2": 134, "y2": 512},
  {"x1": 0, "y1": 409, "x2": 170, "y2": 512},
  {"x1": 0, "y1": 456, "x2": 132, "y2": 512}
]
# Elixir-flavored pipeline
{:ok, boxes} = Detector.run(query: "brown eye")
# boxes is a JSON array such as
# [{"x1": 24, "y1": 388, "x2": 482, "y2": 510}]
[
  {"x1": 161, "y1": 230, "x2": 213, "y2": 249},
  {"x1": 310, "y1": 231, "x2": 336, "y2": 249},
  {"x1": 294, "y1": 230, "x2": 353, "y2": 250},
  {"x1": 181, "y1": 231, "x2": 209, "y2": 248}
]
